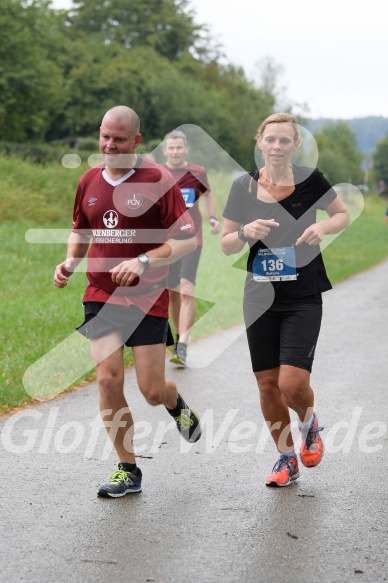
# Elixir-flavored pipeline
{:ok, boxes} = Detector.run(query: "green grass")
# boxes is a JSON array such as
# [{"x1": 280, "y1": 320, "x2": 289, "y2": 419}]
[
  {"x1": 321, "y1": 194, "x2": 388, "y2": 282},
  {"x1": 1, "y1": 159, "x2": 387, "y2": 413},
  {"x1": 0, "y1": 156, "x2": 84, "y2": 223}
]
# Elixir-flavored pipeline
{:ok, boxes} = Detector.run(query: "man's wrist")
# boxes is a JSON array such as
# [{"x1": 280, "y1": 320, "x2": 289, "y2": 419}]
[
  {"x1": 137, "y1": 253, "x2": 150, "y2": 269},
  {"x1": 64, "y1": 259, "x2": 77, "y2": 273},
  {"x1": 209, "y1": 215, "x2": 218, "y2": 222}
]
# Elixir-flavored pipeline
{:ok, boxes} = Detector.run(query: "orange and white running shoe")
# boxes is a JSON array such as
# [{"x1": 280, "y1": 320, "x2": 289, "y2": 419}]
[
  {"x1": 299, "y1": 413, "x2": 324, "y2": 467},
  {"x1": 265, "y1": 455, "x2": 300, "y2": 487}
]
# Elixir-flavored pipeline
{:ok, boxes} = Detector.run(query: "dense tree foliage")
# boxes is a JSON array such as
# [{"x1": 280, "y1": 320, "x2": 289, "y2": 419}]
[
  {"x1": 372, "y1": 137, "x2": 388, "y2": 186},
  {"x1": 314, "y1": 122, "x2": 363, "y2": 185},
  {"x1": 0, "y1": 0, "x2": 277, "y2": 166},
  {"x1": 68, "y1": 0, "x2": 201, "y2": 60},
  {"x1": 0, "y1": 0, "x2": 67, "y2": 141},
  {"x1": 308, "y1": 116, "x2": 388, "y2": 155},
  {"x1": 1, "y1": 0, "x2": 364, "y2": 176}
]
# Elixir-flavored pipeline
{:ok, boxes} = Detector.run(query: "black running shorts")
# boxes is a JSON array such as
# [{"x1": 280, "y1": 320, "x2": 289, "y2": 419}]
[
  {"x1": 167, "y1": 246, "x2": 202, "y2": 288},
  {"x1": 77, "y1": 302, "x2": 174, "y2": 347},
  {"x1": 244, "y1": 295, "x2": 323, "y2": 373}
]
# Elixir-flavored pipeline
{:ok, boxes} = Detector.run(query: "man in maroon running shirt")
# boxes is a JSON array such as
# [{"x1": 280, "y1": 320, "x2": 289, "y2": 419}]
[
  {"x1": 163, "y1": 130, "x2": 220, "y2": 366},
  {"x1": 54, "y1": 106, "x2": 202, "y2": 498}
]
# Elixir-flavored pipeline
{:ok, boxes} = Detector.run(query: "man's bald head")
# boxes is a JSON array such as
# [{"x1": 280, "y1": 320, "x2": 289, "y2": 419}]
[
  {"x1": 101, "y1": 106, "x2": 140, "y2": 134},
  {"x1": 99, "y1": 105, "x2": 142, "y2": 174}
]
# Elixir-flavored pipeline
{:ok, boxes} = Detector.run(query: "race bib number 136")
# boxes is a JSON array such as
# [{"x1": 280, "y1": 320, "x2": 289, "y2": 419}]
[{"x1": 252, "y1": 247, "x2": 297, "y2": 282}]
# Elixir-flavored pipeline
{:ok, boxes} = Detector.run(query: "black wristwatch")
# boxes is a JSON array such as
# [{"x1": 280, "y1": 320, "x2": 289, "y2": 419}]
[
  {"x1": 137, "y1": 253, "x2": 150, "y2": 269},
  {"x1": 238, "y1": 224, "x2": 249, "y2": 242}
]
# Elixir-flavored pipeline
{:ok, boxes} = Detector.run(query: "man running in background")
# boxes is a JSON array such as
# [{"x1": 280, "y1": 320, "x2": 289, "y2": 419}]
[{"x1": 163, "y1": 130, "x2": 220, "y2": 366}]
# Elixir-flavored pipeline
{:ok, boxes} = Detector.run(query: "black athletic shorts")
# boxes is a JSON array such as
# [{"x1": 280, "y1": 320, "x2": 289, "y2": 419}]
[
  {"x1": 244, "y1": 294, "x2": 323, "y2": 373},
  {"x1": 167, "y1": 246, "x2": 202, "y2": 288},
  {"x1": 77, "y1": 302, "x2": 174, "y2": 347}
]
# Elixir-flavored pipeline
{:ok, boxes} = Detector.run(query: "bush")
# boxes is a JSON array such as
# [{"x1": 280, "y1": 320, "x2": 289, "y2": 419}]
[{"x1": 0, "y1": 141, "x2": 61, "y2": 164}]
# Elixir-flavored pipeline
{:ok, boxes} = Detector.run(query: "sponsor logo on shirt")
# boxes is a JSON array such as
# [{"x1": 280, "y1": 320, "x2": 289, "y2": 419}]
[
  {"x1": 126, "y1": 192, "x2": 143, "y2": 210},
  {"x1": 92, "y1": 228, "x2": 136, "y2": 244},
  {"x1": 88, "y1": 197, "x2": 97, "y2": 206},
  {"x1": 103, "y1": 210, "x2": 119, "y2": 228},
  {"x1": 97, "y1": 210, "x2": 138, "y2": 242}
]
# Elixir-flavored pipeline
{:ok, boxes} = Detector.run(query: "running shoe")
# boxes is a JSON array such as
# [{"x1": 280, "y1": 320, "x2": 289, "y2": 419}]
[
  {"x1": 299, "y1": 413, "x2": 324, "y2": 467},
  {"x1": 170, "y1": 344, "x2": 179, "y2": 362},
  {"x1": 265, "y1": 455, "x2": 300, "y2": 487},
  {"x1": 174, "y1": 393, "x2": 202, "y2": 442},
  {"x1": 97, "y1": 463, "x2": 142, "y2": 498},
  {"x1": 170, "y1": 342, "x2": 187, "y2": 366}
]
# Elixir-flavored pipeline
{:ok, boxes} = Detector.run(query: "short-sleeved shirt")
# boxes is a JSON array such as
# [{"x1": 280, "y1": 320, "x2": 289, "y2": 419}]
[
  {"x1": 72, "y1": 156, "x2": 195, "y2": 317},
  {"x1": 222, "y1": 165, "x2": 337, "y2": 301},
  {"x1": 163, "y1": 163, "x2": 210, "y2": 246}
]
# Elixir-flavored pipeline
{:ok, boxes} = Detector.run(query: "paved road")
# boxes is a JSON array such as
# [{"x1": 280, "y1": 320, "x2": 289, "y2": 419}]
[{"x1": 1, "y1": 260, "x2": 388, "y2": 583}]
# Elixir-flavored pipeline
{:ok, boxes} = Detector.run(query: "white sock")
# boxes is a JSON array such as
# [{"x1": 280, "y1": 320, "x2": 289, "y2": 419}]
[
  {"x1": 279, "y1": 448, "x2": 296, "y2": 459},
  {"x1": 298, "y1": 414, "x2": 314, "y2": 439}
]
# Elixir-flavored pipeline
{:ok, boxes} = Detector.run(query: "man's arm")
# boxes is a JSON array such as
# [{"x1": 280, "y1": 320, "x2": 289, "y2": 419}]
[
  {"x1": 110, "y1": 235, "x2": 197, "y2": 287},
  {"x1": 201, "y1": 190, "x2": 220, "y2": 234},
  {"x1": 54, "y1": 231, "x2": 90, "y2": 288}
]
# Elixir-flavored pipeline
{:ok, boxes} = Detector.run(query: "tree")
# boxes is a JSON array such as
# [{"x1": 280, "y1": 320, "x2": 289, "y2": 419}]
[
  {"x1": 175, "y1": 54, "x2": 275, "y2": 167},
  {"x1": 314, "y1": 122, "x2": 363, "y2": 185},
  {"x1": 0, "y1": 0, "x2": 280, "y2": 162},
  {"x1": 372, "y1": 137, "x2": 388, "y2": 187},
  {"x1": 0, "y1": 0, "x2": 67, "y2": 142},
  {"x1": 49, "y1": 40, "x2": 164, "y2": 138},
  {"x1": 68, "y1": 0, "x2": 202, "y2": 60}
]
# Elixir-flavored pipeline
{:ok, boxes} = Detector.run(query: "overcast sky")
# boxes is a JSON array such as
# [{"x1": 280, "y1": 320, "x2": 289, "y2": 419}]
[{"x1": 52, "y1": 0, "x2": 388, "y2": 120}]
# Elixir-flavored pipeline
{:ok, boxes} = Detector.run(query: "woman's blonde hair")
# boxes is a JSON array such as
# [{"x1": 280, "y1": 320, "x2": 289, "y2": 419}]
[{"x1": 255, "y1": 113, "x2": 300, "y2": 142}]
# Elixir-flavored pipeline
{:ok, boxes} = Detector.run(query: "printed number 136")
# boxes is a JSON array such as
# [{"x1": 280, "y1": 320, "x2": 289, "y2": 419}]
[{"x1": 261, "y1": 259, "x2": 283, "y2": 272}]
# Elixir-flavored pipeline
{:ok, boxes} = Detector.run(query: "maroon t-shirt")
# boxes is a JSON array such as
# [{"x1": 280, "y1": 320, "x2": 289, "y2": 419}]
[
  {"x1": 72, "y1": 156, "x2": 195, "y2": 317},
  {"x1": 163, "y1": 163, "x2": 210, "y2": 246}
]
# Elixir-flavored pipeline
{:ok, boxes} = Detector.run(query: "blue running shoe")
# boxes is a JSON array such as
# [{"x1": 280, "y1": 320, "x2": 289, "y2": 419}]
[{"x1": 97, "y1": 464, "x2": 142, "y2": 498}]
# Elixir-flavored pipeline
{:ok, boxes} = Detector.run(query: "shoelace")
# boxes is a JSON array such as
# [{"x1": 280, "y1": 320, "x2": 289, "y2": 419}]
[
  {"x1": 109, "y1": 469, "x2": 131, "y2": 484},
  {"x1": 272, "y1": 455, "x2": 293, "y2": 473},
  {"x1": 175, "y1": 411, "x2": 194, "y2": 431},
  {"x1": 305, "y1": 425, "x2": 324, "y2": 450}
]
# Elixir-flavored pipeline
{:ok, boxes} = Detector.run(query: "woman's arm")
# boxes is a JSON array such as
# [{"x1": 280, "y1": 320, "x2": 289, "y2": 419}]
[
  {"x1": 296, "y1": 196, "x2": 351, "y2": 246},
  {"x1": 221, "y1": 218, "x2": 279, "y2": 255},
  {"x1": 221, "y1": 218, "x2": 246, "y2": 255},
  {"x1": 201, "y1": 190, "x2": 220, "y2": 234}
]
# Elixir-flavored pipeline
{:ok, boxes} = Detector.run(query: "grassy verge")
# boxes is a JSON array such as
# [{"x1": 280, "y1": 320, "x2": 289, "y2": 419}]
[
  {"x1": 321, "y1": 194, "x2": 388, "y2": 282},
  {"x1": 1, "y1": 160, "x2": 387, "y2": 413}
]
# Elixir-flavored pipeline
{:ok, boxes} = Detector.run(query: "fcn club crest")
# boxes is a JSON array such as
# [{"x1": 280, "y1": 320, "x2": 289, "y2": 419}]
[{"x1": 126, "y1": 192, "x2": 143, "y2": 210}]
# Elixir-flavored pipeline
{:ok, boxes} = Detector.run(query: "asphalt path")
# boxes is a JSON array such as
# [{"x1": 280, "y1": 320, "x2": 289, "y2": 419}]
[{"x1": 1, "y1": 260, "x2": 388, "y2": 583}]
